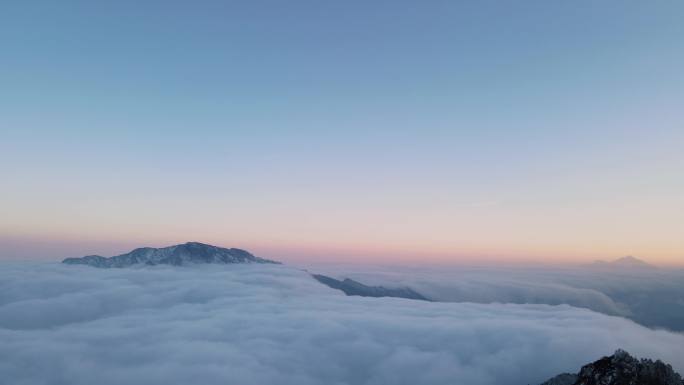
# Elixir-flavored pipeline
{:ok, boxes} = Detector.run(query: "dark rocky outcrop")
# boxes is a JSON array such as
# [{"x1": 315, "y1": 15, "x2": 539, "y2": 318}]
[{"x1": 540, "y1": 350, "x2": 683, "y2": 385}]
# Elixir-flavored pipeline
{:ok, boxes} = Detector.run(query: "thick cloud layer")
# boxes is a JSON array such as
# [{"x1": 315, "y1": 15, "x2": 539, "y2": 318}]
[
  {"x1": 313, "y1": 264, "x2": 684, "y2": 331},
  {"x1": 1, "y1": 262, "x2": 683, "y2": 385}
]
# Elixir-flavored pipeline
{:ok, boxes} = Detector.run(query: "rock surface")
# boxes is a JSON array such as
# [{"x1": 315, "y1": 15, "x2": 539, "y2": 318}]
[
  {"x1": 541, "y1": 350, "x2": 683, "y2": 385},
  {"x1": 62, "y1": 242, "x2": 279, "y2": 267}
]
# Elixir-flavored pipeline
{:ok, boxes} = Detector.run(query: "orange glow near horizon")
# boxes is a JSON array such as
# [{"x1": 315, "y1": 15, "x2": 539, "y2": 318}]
[{"x1": 2, "y1": 228, "x2": 682, "y2": 267}]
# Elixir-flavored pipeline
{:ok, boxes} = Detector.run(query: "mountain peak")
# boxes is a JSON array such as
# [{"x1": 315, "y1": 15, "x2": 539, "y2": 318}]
[
  {"x1": 62, "y1": 242, "x2": 280, "y2": 268},
  {"x1": 183, "y1": 241, "x2": 213, "y2": 247},
  {"x1": 575, "y1": 349, "x2": 682, "y2": 385},
  {"x1": 588, "y1": 255, "x2": 656, "y2": 270},
  {"x1": 613, "y1": 255, "x2": 650, "y2": 266},
  {"x1": 541, "y1": 350, "x2": 683, "y2": 385}
]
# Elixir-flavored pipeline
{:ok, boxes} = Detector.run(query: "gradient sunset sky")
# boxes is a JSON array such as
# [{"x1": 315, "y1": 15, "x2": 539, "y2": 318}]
[{"x1": 2, "y1": 1, "x2": 683, "y2": 265}]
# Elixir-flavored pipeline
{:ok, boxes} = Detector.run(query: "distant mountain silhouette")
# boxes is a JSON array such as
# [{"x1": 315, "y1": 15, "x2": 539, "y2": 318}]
[
  {"x1": 588, "y1": 255, "x2": 656, "y2": 270},
  {"x1": 312, "y1": 274, "x2": 430, "y2": 301},
  {"x1": 62, "y1": 242, "x2": 280, "y2": 267}
]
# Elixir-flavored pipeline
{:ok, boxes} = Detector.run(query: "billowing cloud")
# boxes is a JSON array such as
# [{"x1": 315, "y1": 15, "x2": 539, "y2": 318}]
[
  {"x1": 312, "y1": 264, "x2": 684, "y2": 331},
  {"x1": 1, "y1": 262, "x2": 683, "y2": 385}
]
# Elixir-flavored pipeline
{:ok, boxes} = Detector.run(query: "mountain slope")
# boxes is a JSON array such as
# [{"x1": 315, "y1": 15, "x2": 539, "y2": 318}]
[{"x1": 62, "y1": 242, "x2": 279, "y2": 267}]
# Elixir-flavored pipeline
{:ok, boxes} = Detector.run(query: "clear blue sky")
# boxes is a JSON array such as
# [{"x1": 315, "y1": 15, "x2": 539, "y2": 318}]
[{"x1": 1, "y1": 1, "x2": 683, "y2": 264}]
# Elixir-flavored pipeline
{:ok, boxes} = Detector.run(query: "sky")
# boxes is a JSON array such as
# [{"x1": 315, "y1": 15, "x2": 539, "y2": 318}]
[{"x1": 1, "y1": 1, "x2": 683, "y2": 265}]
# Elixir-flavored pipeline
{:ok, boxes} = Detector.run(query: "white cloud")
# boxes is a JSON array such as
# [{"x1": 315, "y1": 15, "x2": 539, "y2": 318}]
[
  {"x1": 311, "y1": 264, "x2": 684, "y2": 330},
  {"x1": 1, "y1": 262, "x2": 683, "y2": 385}
]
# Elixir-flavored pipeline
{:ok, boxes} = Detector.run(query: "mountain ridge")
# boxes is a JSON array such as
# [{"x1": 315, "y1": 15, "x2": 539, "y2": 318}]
[
  {"x1": 311, "y1": 273, "x2": 430, "y2": 301},
  {"x1": 62, "y1": 242, "x2": 280, "y2": 267}
]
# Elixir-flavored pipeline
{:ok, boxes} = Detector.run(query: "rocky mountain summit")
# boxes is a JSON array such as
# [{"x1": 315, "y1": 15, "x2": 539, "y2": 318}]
[
  {"x1": 62, "y1": 242, "x2": 280, "y2": 267},
  {"x1": 541, "y1": 350, "x2": 683, "y2": 385}
]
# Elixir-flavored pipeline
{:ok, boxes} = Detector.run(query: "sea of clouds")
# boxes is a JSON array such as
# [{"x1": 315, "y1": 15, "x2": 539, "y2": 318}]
[
  {"x1": 312, "y1": 264, "x2": 684, "y2": 331},
  {"x1": 1, "y1": 262, "x2": 684, "y2": 385}
]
